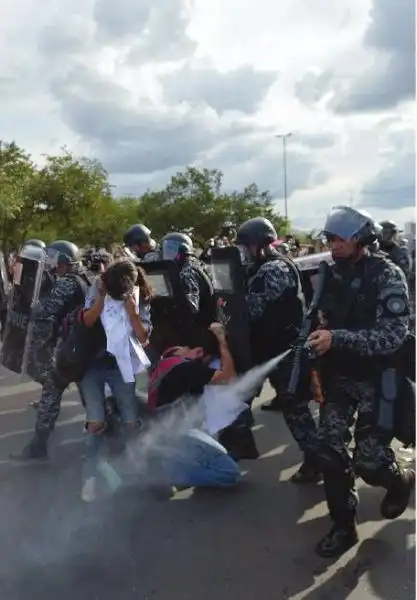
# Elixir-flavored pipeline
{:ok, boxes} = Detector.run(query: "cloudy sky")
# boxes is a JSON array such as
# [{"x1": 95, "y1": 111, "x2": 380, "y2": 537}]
[{"x1": 1, "y1": 0, "x2": 415, "y2": 230}]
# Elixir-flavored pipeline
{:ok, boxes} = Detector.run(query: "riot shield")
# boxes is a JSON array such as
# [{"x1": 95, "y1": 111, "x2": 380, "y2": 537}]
[
  {"x1": 0, "y1": 251, "x2": 10, "y2": 341},
  {"x1": 210, "y1": 246, "x2": 251, "y2": 374},
  {"x1": 0, "y1": 251, "x2": 10, "y2": 308},
  {"x1": 1, "y1": 245, "x2": 45, "y2": 374},
  {"x1": 295, "y1": 251, "x2": 333, "y2": 304},
  {"x1": 141, "y1": 260, "x2": 190, "y2": 353}
]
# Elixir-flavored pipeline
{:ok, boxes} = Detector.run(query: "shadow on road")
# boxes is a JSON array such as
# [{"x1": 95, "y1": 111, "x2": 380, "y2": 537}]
[
  {"x1": 302, "y1": 519, "x2": 415, "y2": 600},
  {"x1": 0, "y1": 406, "x2": 414, "y2": 600}
]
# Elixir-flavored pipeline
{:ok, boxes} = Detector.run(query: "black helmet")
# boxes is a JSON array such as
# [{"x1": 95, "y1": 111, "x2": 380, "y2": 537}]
[
  {"x1": 379, "y1": 220, "x2": 398, "y2": 233},
  {"x1": 236, "y1": 217, "x2": 277, "y2": 247},
  {"x1": 47, "y1": 240, "x2": 81, "y2": 266},
  {"x1": 161, "y1": 232, "x2": 193, "y2": 261},
  {"x1": 379, "y1": 220, "x2": 398, "y2": 242},
  {"x1": 24, "y1": 239, "x2": 45, "y2": 249},
  {"x1": 323, "y1": 206, "x2": 378, "y2": 245},
  {"x1": 123, "y1": 224, "x2": 151, "y2": 247}
]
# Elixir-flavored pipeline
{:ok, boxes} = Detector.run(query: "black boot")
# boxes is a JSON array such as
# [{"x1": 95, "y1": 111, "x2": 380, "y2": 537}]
[
  {"x1": 10, "y1": 429, "x2": 49, "y2": 463},
  {"x1": 315, "y1": 521, "x2": 359, "y2": 558},
  {"x1": 219, "y1": 427, "x2": 260, "y2": 461},
  {"x1": 290, "y1": 460, "x2": 322, "y2": 484},
  {"x1": 381, "y1": 467, "x2": 415, "y2": 520},
  {"x1": 261, "y1": 395, "x2": 284, "y2": 412}
]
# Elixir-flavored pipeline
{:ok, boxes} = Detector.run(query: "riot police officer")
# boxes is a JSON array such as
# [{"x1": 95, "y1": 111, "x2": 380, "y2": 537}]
[
  {"x1": 236, "y1": 217, "x2": 320, "y2": 480},
  {"x1": 84, "y1": 248, "x2": 112, "y2": 276},
  {"x1": 161, "y1": 232, "x2": 215, "y2": 331},
  {"x1": 123, "y1": 224, "x2": 155, "y2": 261},
  {"x1": 215, "y1": 221, "x2": 236, "y2": 248},
  {"x1": 307, "y1": 207, "x2": 415, "y2": 558},
  {"x1": 11, "y1": 240, "x2": 90, "y2": 462},
  {"x1": 379, "y1": 220, "x2": 411, "y2": 279},
  {"x1": 24, "y1": 239, "x2": 46, "y2": 249}
]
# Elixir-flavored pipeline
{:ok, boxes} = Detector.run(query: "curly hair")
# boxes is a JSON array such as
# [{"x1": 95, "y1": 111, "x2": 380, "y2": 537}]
[
  {"x1": 102, "y1": 259, "x2": 137, "y2": 300},
  {"x1": 136, "y1": 265, "x2": 154, "y2": 301}
]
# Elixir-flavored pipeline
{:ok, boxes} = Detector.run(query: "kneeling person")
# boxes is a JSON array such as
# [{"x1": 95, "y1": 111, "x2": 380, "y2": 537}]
[{"x1": 148, "y1": 323, "x2": 241, "y2": 489}]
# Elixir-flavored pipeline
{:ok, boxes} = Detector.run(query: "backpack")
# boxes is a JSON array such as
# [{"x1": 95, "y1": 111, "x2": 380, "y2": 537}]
[
  {"x1": 55, "y1": 308, "x2": 106, "y2": 384},
  {"x1": 54, "y1": 272, "x2": 102, "y2": 384},
  {"x1": 147, "y1": 347, "x2": 191, "y2": 409}
]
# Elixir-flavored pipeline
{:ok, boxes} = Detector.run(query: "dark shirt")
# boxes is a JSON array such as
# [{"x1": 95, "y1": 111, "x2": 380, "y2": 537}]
[{"x1": 157, "y1": 360, "x2": 215, "y2": 407}]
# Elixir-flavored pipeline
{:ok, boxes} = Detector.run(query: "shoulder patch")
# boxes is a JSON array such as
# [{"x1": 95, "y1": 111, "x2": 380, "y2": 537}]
[{"x1": 386, "y1": 295, "x2": 407, "y2": 315}]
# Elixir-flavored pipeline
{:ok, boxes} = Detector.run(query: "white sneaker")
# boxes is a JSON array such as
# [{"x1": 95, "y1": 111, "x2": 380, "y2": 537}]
[{"x1": 81, "y1": 477, "x2": 97, "y2": 502}]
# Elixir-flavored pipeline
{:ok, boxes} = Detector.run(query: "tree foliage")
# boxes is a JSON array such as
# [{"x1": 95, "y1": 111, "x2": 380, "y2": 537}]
[{"x1": 0, "y1": 141, "x2": 288, "y2": 251}]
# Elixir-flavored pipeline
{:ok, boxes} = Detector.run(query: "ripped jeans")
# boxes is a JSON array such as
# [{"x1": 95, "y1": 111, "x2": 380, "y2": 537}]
[{"x1": 79, "y1": 359, "x2": 139, "y2": 480}]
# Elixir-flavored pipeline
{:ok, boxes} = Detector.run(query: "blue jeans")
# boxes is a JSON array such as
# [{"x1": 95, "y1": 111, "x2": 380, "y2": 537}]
[
  {"x1": 162, "y1": 429, "x2": 241, "y2": 488},
  {"x1": 79, "y1": 360, "x2": 139, "y2": 424},
  {"x1": 79, "y1": 359, "x2": 139, "y2": 480}
]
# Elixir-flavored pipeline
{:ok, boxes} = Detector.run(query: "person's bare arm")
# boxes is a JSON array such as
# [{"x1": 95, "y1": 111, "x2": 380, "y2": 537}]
[
  {"x1": 208, "y1": 323, "x2": 236, "y2": 384},
  {"x1": 125, "y1": 293, "x2": 149, "y2": 345},
  {"x1": 83, "y1": 279, "x2": 106, "y2": 327}
]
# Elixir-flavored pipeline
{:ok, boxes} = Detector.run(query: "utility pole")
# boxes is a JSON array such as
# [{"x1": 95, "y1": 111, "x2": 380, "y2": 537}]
[{"x1": 276, "y1": 133, "x2": 292, "y2": 221}]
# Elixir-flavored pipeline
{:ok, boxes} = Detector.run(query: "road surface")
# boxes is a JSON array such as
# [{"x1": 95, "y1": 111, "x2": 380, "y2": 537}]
[{"x1": 0, "y1": 365, "x2": 414, "y2": 600}]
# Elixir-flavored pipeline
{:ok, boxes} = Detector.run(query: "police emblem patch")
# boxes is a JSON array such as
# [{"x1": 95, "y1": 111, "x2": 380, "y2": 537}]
[{"x1": 386, "y1": 296, "x2": 406, "y2": 314}]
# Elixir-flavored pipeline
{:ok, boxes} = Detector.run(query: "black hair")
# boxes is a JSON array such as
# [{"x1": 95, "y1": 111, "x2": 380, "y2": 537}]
[
  {"x1": 186, "y1": 329, "x2": 220, "y2": 357},
  {"x1": 102, "y1": 259, "x2": 137, "y2": 300}
]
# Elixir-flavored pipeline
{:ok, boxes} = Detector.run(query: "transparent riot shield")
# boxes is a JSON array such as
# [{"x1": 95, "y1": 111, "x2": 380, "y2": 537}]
[
  {"x1": 0, "y1": 251, "x2": 10, "y2": 304},
  {"x1": 295, "y1": 251, "x2": 333, "y2": 305},
  {"x1": 141, "y1": 260, "x2": 190, "y2": 352},
  {"x1": 210, "y1": 246, "x2": 251, "y2": 374},
  {"x1": 0, "y1": 244, "x2": 45, "y2": 375}
]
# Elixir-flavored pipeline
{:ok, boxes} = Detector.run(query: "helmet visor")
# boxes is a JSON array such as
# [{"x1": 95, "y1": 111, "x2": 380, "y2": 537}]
[
  {"x1": 44, "y1": 247, "x2": 60, "y2": 271},
  {"x1": 322, "y1": 207, "x2": 371, "y2": 241},
  {"x1": 162, "y1": 239, "x2": 180, "y2": 261}
]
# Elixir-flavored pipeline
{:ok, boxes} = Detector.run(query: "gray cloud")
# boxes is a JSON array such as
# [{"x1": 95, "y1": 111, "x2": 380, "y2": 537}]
[
  {"x1": 93, "y1": 0, "x2": 197, "y2": 64},
  {"x1": 206, "y1": 134, "x2": 330, "y2": 201},
  {"x1": 295, "y1": 133, "x2": 339, "y2": 149},
  {"x1": 333, "y1": 0, "x2": 415, "y2": 113},
  {"x1": 160, "y1": 64, "x2": 277, "y2": 115},
  {"x1": 48, "y1": 65, "x2": 259, "y2": 176},
  {"x1": 360, "y1": 128, "x2": 415, "y2": 209},
  {"x1": 295, "y1": 0, "x2": 415, "y2": 114},
  {"x1": 294, "y1": 70, "x2": 335, "y2": 106}
]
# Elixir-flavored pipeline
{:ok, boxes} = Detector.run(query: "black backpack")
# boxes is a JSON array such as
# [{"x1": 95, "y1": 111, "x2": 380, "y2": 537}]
[
  {"x1": 55, "y1": 308, "x2": 106, "y2": 384},
  {"x1": 54, "y1": 272, "x2": 104, "y2": 384}
]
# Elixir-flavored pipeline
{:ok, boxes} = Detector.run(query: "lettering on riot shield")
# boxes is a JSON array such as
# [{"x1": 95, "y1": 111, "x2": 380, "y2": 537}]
[
  {"x1": 1, "y1": 250, "x2": 44, "y2": 375},
  {"x1": 210, "y1": 246, "x2": 251, "y2": 373}
]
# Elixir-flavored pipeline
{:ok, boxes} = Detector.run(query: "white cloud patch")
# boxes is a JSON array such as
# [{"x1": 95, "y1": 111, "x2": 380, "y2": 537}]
[{"x1": 0, "y1": 0, "x2": 414, "y2": 232}]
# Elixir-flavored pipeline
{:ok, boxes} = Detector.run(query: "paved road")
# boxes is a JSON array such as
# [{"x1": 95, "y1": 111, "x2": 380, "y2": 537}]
[{"x1": 0, "y1": 365, "x2": 414, "y2": 600}]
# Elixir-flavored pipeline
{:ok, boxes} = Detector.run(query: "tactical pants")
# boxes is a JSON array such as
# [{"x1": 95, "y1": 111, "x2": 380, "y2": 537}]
[
  {"x1": 269, "y1": 367, "x2": 319, "y2": 459},
  {"x1": 35, "y1": 371, "x2": 68, "y2": 437},
  {"x1": 317, "y1": 377, "x2": 400, "y2": 526}
]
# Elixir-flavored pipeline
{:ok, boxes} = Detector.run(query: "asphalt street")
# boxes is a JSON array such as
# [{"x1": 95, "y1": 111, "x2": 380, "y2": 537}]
[{"x1": 0, "y1": 365, "x2": 414, "y2": 600}]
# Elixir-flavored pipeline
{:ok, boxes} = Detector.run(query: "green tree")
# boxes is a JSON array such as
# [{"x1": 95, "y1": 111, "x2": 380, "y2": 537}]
[
  {"x1": 132, "y1": 167, "x2": 287, "y2": 243},
  {"x1": 0, "y1": 141, "x2": 36, "y2": 251},
  {"x1": 0, "y1": 143, "x2": 288, "y2": 252}
]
